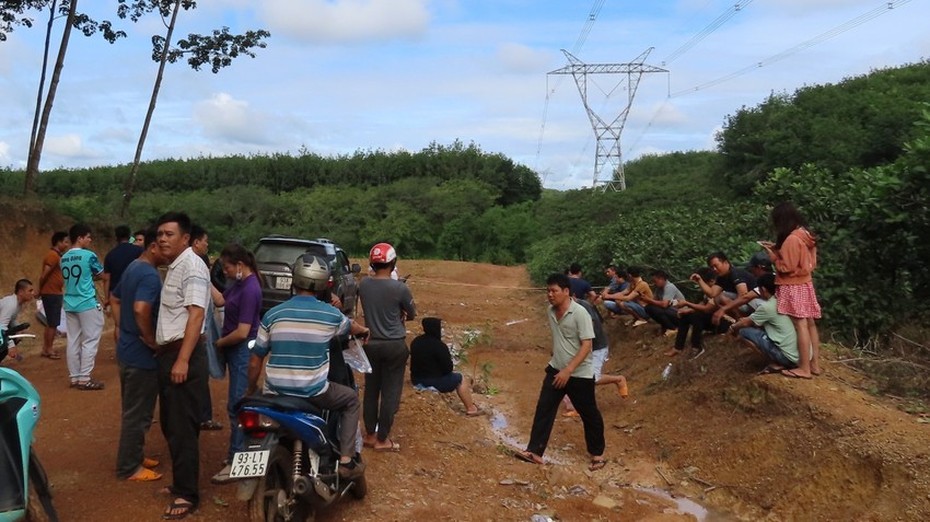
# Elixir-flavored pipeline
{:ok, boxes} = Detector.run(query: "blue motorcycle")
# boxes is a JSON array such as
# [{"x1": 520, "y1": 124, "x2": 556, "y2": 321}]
[
  {"x1": 0, "y1": 324, "x2": 59, "y2": 522},
  {"x1": 232, "y1": 338, "x2": 367, "y2": 522}
]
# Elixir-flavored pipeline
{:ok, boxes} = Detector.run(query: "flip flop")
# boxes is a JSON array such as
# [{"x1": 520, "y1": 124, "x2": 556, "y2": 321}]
[
  {"x1": 561, "y1": 410, "x2": 579, "y2": 418},
  {"x1": 465, "y1": 409, "x2": 485, "y2": 417},
  {"x1": 781, "y1": 369, "x2": 812, "y2": 380},
  {"x1": 162, "y1": 498, "x2": 197, "y2": 520},
  {"x1": 143, "y1": 457, "x2": 160, "y2": 468},
  {"x1": 373, "y1": 440, "x2": 401, "y2": 452},
  {"x1": 514, "y1": 451, "x2": 544, "y2": 465},
  {"x1": 128, "y1": 467, "x2": 163, "y2": 482},
  {"x1": 589, "y1": 457, "x2": 607, "y2": 471},
  {"x1": 40, "y1": 352, "x2": 62, "y2": 360}
]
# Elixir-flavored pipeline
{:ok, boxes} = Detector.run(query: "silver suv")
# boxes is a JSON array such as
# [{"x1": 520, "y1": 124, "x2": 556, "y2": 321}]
[{"x1": 253, "y1": 236, "x2": 361, "y2": 315}]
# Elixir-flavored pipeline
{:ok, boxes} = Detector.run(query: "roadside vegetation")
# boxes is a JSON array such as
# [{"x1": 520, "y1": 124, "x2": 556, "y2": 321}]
[{"x1": 2, "y1": 61, "x2": 929, "y2": 397}]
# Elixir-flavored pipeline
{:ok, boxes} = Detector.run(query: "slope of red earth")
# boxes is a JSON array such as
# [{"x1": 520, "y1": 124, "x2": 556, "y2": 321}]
[{"x1": 2, "y1": 221, "x2": 928, "y2": 521}]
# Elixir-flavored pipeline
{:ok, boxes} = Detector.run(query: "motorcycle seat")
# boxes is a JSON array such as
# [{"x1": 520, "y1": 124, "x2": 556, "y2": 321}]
[{"x1": 238, "y1": 394, "x2": 325, "y2": 417}]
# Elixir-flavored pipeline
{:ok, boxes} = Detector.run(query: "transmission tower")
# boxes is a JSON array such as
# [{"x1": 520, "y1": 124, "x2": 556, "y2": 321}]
[{"x1": 549, "y1": 48, "x2": 667, "y2": 191}]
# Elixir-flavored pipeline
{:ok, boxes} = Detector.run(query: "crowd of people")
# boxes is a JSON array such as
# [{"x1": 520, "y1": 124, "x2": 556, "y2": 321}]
[
  {"x1": 0, "y1": 201, "x2": 821, "y2": 517},
  {"x1": 516, "y1": 201, "x2": 822, "y2": 469}
]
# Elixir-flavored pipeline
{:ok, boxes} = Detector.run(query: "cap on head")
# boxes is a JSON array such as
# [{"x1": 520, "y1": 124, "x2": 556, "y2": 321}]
[
  {"x1": 292, "y1": 254, "x2": 331, "y2": 292},
  {"x1": 749, "y1": 251, "x2": 772, "y2": 269},
  {"x1": 369, "y1": 242, "x2": 397, "y2": 264}
]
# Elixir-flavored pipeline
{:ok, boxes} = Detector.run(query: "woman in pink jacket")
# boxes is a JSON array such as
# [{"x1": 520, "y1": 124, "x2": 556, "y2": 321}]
[{"x1": 761, "y1": 202, "x2": 821, "y2": 379}]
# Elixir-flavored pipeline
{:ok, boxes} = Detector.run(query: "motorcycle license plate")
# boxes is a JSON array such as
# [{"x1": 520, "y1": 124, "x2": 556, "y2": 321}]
[
  {"x1": 229, "y1": 450, "x2": 270, "y2": 478},
  {"x1": 275, "y1": 276, "x2": 292, "y2": 290}
]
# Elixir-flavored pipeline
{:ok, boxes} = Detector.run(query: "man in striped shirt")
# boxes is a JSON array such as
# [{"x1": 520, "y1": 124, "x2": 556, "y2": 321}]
[{"x1": 247, "y1": 254, "x2": 370, "y2": 479}]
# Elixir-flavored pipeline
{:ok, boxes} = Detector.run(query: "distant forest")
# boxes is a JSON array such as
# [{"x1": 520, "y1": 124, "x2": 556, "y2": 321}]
[{"x1": 3, "y1": 61, "x2": 930, "y2": 339}]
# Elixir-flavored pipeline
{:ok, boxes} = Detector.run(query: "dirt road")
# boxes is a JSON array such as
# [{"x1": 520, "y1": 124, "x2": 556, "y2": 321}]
[{"x1": 4, "y1": 253, "x2": 930, "y2": 521}]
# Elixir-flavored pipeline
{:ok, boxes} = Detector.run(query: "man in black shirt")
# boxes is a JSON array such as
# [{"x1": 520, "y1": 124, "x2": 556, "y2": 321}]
[{"x1": 703, "y1": 252, "x2": 760, "y2": 322}]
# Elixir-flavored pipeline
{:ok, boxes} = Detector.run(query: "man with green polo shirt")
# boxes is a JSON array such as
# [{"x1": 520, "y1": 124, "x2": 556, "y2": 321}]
[
  {"x1": 61, "y1": 223, "x2": 106, "y2": 390},
  {"x1": 248, "y1": 254, "x2": 371, "y2": 479},
  {"x1": 516, "y1": 273, "x2": 606, "y2": 471},
  {"x1": 729, "y1": 273, "x2": 800, "y2": 373}
]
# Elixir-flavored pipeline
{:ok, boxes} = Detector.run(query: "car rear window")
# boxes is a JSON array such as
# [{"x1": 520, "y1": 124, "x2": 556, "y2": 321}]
[{"x1": 255, "y1": 242, "x2": 334, "y2": 266}]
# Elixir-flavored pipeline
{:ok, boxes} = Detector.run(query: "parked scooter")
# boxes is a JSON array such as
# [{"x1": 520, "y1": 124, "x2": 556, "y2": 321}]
[
  {"x1": 233, "y1": 338, "x2": 367, "y2": 522},
  {"x1": 0, "y1": 324, "x2": 59, "y2": 522}
]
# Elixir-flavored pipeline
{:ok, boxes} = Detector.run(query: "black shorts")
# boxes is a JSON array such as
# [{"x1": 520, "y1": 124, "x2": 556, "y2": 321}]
[
  {"x1": 413, "y1": 372, "x2": 463, "y2": 393},
  {"x1": 41, "y1": 294, "x2": 63, "y2": 328}
]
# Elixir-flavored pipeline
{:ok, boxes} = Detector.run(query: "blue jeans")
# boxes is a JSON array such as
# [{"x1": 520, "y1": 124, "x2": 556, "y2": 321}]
[
  {"x1": 739, "y1": 328, "x2": 797, "y2": 369},
  {"x1": 621, "y1": 301, "x2": 647, "y2": 319},
  {"x1": 219, "y1": 340, "x2": 251, "y2": 460},
  {"x1": 603, "y1": 300, "x2": 621, "y2": 314}
]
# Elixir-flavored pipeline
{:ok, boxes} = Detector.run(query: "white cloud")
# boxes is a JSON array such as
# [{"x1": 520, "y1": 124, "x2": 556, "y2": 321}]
[
  {"x1": 259, "y1": 0, "x2": 430, "y2": 44},
  {"x1": 496, "y1": 43, "x2": 551, "y2": 73},
  {"x1": 193, "y1": 92, "x2": 270, "y2": 145},
  {"x1": 45, "y1": 134, "x2": 99, "y2": 159},
  {"x1": 0, "y1": 141, "x2": 10, "y2": 164}
]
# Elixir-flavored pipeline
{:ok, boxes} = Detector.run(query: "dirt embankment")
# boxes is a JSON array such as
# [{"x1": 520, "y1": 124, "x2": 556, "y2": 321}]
[{"x1": 2, "y1": 215, "x2": 929, "y2": 521}]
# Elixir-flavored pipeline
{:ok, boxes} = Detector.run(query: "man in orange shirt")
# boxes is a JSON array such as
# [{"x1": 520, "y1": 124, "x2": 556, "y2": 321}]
[{"x1": 38, "y1": 231, "x2": 70, "y2": 359}]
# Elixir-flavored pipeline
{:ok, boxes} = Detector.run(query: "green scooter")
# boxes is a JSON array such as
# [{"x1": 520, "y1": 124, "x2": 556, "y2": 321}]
[{"x1": 0, "y1": 325, "x2": 59, "y2": 522}]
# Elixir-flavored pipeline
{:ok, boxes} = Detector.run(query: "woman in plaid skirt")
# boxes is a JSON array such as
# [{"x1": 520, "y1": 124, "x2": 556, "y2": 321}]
[{"x1": 760, "y1": 202, "x2": 821, "y2": 379}]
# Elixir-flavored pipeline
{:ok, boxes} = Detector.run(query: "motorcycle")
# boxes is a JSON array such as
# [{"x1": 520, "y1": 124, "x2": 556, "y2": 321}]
[
  {"x1": 232, "y1": 337, "x2": 368, "y2": 522},
  {"x1": 0, "y1": 324, "x2": 59, "y2": 522}
]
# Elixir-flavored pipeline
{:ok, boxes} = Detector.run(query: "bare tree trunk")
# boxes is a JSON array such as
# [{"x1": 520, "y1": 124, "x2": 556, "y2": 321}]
[
  {"x1": 28, "y1": 0, "x2": 58, "y2": 163},
  {"x1": 25, "y1": 0, "x2": 75, "y2": 196},
  {"x1": 121, "y1": 0, "x2": 181, "y2": 217}
]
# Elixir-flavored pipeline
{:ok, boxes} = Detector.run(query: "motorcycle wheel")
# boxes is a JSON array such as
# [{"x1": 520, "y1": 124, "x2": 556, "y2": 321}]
[
  {"x1": 26, "y1": 453, "x2": 59, "y2": 522},
  {"x1": 248, "y1": 446, "x2": 314, "y2": 522}
]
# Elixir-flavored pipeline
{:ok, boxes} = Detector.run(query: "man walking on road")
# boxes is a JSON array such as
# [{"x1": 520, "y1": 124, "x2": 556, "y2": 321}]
[
  {"x1": 61, "y1": 224, "x2": 105, "y2": 390},
  {"x1": 517, "y1": 273, "x2": 606, "y2": 471},
  {"x1": 154, "y1": 212, "x2": 211, "y2": 520}
]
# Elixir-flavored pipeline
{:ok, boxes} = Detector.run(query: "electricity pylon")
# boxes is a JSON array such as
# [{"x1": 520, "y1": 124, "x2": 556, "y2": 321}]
[{"x1": 549, "y1": 48, "x2": 667, "y2": 191}]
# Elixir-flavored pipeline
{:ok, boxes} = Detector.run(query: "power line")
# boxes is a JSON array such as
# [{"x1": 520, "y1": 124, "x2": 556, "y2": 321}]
[
  {"x1": 671, "y1": 0, "x2": 913, "y2": 97},
  {"x1": 662, "y1": 0, "x2": 754, "y2": 65},
  {"x1": 536, "y1": 0, "x2": 608, "y2": 178}
]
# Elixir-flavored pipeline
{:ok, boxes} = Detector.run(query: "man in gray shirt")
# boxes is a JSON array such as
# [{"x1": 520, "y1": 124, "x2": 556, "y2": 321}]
[
  {"x1": 358, "y1": 242, "x2": 416, "y2": 453},
  {"x1": 643, "y1": 270, "x2": 685, "y2": 336},
  {"x1": 517, "y1": 273, "x2": 606, "y2": 471}
]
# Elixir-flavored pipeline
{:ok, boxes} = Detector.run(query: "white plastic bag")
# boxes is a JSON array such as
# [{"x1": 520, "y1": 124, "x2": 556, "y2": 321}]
[{"x1": 343, "y1": 336, "x2": 372, "y2": 374}]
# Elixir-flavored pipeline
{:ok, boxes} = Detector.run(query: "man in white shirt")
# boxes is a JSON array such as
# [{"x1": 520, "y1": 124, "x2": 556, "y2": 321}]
[
  {"x1": 0, "y1": 279, "x2": 36, "y2": 360},
  {"x1": 154, "y1": 212, "x2": 210, "y2": 520}
]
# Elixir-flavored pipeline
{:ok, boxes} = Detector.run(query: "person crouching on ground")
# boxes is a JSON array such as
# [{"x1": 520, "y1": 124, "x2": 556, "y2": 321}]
[
  {"x1": 728, "y1": 273, "x2": 800, "y2": 374},
  {"x1": 410, "y1": 317, "x2": 480, "y2": 416}
]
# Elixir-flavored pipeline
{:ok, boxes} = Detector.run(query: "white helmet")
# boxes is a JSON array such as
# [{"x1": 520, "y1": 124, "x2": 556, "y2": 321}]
[{"x1": 292, "y1": 254, "x2": 331, "y2": 292}]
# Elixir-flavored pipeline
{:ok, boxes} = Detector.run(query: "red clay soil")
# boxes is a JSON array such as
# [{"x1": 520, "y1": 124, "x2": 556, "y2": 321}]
[{"x1": 3, "y1": 223, "x2": 929, "y2": 521}]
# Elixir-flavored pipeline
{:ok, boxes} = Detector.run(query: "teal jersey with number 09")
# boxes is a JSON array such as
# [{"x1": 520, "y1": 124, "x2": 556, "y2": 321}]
[{"x1": 60, "y1": 247, "x2": 103, "y2": 313}]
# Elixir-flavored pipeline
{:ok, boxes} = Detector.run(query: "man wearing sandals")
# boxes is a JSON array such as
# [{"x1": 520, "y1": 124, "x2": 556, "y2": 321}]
[
  {"x1": 61, "y1": 224, "x2": 106, "y2": 390},
  {"x1": 154, "y1": 212, "x2": 211, "y2": 520},
  {"x1": 38, "y1": 231, "x2": 70, "y2": 359},
  {"x1": 111, "y1": 228, "x2": 164, "y2": 483},
  {"x1": 517, "y1": 273, "x2": 606, "y2": 471}
]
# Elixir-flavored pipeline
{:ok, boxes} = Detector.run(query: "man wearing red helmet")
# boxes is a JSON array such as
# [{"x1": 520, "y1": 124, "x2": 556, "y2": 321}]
[{"x1": 358, "y1": 242, "x2": 416, "y2": 452}]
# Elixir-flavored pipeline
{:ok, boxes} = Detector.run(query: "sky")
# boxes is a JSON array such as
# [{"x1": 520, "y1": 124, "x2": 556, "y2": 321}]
[{"x1": 0, "y1": 0, "x2": 928, "y2": 190}]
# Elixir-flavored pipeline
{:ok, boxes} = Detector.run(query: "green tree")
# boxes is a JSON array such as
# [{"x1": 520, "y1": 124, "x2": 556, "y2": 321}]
[
  {"x1": 24, "y1": 0, "x2": 125, "y2": 194},
  {"x1": 118, "y1": 0, "x2": 270, "y2": 216}
]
